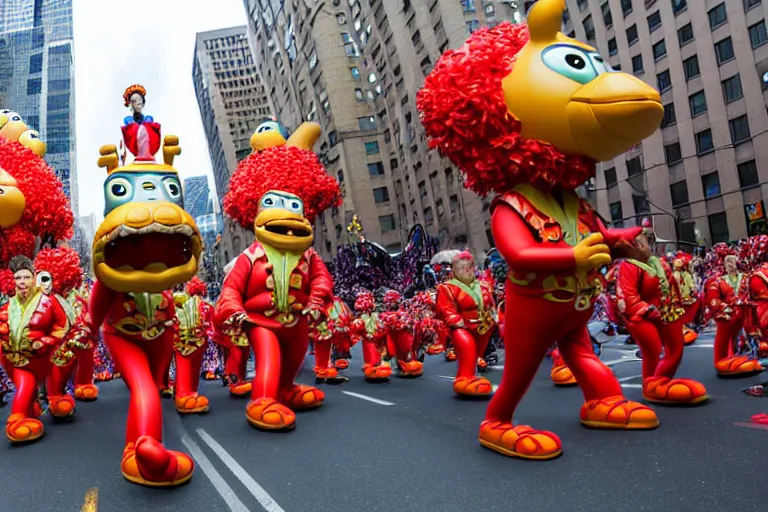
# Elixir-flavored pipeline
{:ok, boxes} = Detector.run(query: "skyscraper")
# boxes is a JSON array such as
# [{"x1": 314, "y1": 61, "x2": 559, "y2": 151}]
[
  {"x1": 183, "y1": 175, "x2": 212, "y2": 220},
  {"x1": 0, "y1": 0, "x2": 78, "y2": 216},
  {"x1": 563, "y1": 0, "x2": 768, "y2": 245},
  {"x1": 193, "y1": 25, "x2": 272, "y2": 262}
]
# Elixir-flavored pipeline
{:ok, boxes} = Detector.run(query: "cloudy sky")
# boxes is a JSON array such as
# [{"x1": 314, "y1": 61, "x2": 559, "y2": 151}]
[{"x1": 72, "y1": 0, "x2": 246, "y2": 220}]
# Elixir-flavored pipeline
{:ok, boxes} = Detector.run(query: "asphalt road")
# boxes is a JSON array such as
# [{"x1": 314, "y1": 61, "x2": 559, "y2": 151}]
[{"x1": 1, "y1": 332, "x2": 767, "y2": 512}]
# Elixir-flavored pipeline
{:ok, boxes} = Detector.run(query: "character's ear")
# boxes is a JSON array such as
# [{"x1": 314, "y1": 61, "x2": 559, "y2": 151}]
[
  {"x1": 163, "y1": 135, "x2": 181, "y2": 167},
  {"x1": 527, "y1": 0, "x2": 566, "y2": 43},
  {"x1": 97, "y1": 144, "x2": 119, "y2": 172},
  {"x1": 285, "y1": 122, "x2": 321, "y2": 150}
]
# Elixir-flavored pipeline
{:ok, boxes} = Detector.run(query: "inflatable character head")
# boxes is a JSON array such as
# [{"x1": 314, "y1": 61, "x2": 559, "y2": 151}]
[
  {"x1": 224, "y1": 120, "x2": 341, "y2": 253},
  {"x1": 92, "y1": 136, "x2": 202, "y2": 293},
  {"x1": 451, "y1": 251, "x2": 476, "y2": 285},
  {"x1": 417, "y1": 0, "x2": 663, "y2": 195},
  {"x1": 34, "y1": 246, "x2": 82, "y2": 296},
  {"x1": 249, "y1": 117, "x2": 292, "y2": 153}
]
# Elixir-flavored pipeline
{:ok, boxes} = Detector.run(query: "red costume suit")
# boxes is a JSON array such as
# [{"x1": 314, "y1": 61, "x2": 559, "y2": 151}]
[
  {"x1": 748, "y1": 263, "x2": 768, "y2": 358},
  {"x1": 616, "y1": 256, "x2": 708, "y2": 404},
  {"x1": 211, "y1": 325, "x2": 251, "y2": 396},
  {"x1": 418, "y1": 1, "x2": 664, "y2": 459},
  {"x1": 411, "y1": 291, "x2": 448, "y2": 356},
  {"x1": 436, "y1": 270, "x2": 496, "y2": 396},
  {"x1": 310, "y1": 296, "x2": 353, "y2": 383},
  {"x1": 215, "y1": 120, "x2": 341, "y2": 432},
  {"x1": 351, "y1": 292, "x2": 392, "y2": 382},
  {"x1": 172, "y1": 277, "x2": 213, "y2": 414},
  {"x1": 72, "y1": 283, "x2": 99, "y2": 401},
  {"x1": 380, "y1": 290, "x2": 423, "y2": 377}
]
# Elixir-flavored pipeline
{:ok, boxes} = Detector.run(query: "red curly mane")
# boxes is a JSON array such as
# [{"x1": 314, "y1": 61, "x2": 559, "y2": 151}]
[
  {"x1": 416, "y1": 22, "x2": 595, "y2": 196},
  {"x1": 0, "y1": 269, "x2": 13, "y2": 296},
  {"x1": 223, "y1": 145, "x2": 341, "y2": 227},
  {"x1": 0, "y1": 138, "x2": 74, "y2": 266},
  {"x1": 34, "y1": 246, "x2": 82, "y2": 295},
  {"x1": 185, "y1": 276, "x2": 208, "y2": 297}
]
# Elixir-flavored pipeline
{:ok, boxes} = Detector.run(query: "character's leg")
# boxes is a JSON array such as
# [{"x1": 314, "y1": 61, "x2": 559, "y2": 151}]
[
  {"x1": 362, "y1": 339, "x2": 391, "y2": 381},
  {"x1": 46, "y1": 361, "x2": 76, "y2": 418},
  {"x1": 245, "y1": 326, "x2": 296, "y2": 431},
  {"x1": 278, "y1": 322, "x2": 324, "y2": 412},
  {"x1": 226, "y1": 345, "x2": 252, "y2": 396},
  {"x1": 444, "y1": 333, "x2": 457, "y2": 362},
  {"x1": 453, "y1": 328, "x2": 491, "y2": 397},
  {"x1": 315, "y1": 337, "x2": 348, "y2": 384},
  {"x1": 644, "y1": 322, "x2": 708, "y2": 405},
  {"x1": 714, "y1": 317, "x2": 761, "y2": 376},
  {"x1": 475, "y1": 332, "x2": 491, "y2": 372},
  {"x1": 391, "y1": 330, "x2": 423, "y2": 377},
  {"x1": 6, "y1": 367, "x2": 44, "y2": 443},
  {"x1": 105, "y1": 333, "x2": 194, "y2": 487},
  {"x1": 74, "y1": 347, "x2": 99, "y2": 401},
  {"x1": 333, "y1": 336, "x2": 351, "y2": 369},
  {"x1": 153, "y1": 343, "x2": 174, "y2": 399},
  {"x1": 625, "y1": 319, "x2": 663, "y2": 380},
  {"x1": 174, "y1": 348, "x2": 209, "y2": 414},
  {"x1": 550, "y1": 344, "x2": 577, "y2": 387},
  {"x1": 558, "y1": 325, "x2": 658, "y2": 429}
]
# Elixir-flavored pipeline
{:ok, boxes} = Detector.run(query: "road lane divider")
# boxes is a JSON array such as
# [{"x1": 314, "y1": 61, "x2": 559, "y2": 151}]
[
  {"x1": 197, "y1": 429, "x2": 287, "y2": 512},
  {"x1": 341, "y1": 390, "x2": 394, "y2": 406},
  {"x1": 80, "y1": 487, "x2": 98, "y2": 512}
]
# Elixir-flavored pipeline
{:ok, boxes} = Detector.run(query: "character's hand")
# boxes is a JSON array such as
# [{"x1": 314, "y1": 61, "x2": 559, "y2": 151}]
[
  {"x1": 226, "y1": 312, "x2": 251, "y2": 328},
  {"x1": 644, "y1": 305, "x2": 661, "y2": 321},
  {"x1": 574, "y1": 233, "x2": 611, "y2": 273},
  {"x1": 302, "y1": 306, "x2": 322, "y2": 321}
]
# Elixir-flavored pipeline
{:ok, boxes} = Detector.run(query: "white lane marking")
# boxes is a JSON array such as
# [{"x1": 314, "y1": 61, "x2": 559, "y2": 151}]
[
  {"x1": 341, "y1": 390, "x2": 394, "y2": 406},
  {"x1": 617, "y1": 374, "x2": 642, "y2": 382},
  {"x1": 197, "y1": 429, "x2": 286, "y2": 512},
  {"x1": 180, "y1": 434, "x2": 251, "y2": 512},
  {"x1": 436, "y1": 375, "x2": 499, "y2": 392},
  {"x1": 621, "y1": 384, "x2": 643, "y2": 389},
  {"x1": 603, "y1": 357, "x2": 641, "y2": 366}
]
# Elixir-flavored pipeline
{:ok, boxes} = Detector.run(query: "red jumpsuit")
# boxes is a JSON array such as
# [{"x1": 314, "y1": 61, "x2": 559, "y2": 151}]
[
  {"x1": 381, "y1": 307, "x2": 423, "y2": 377},
  {"x1": 215, "y1": 241, "x2": 333, "y2": 431},
  {"x1": 0, "y1": 290, "x2": 68, "y2": 443},
  {"x1": 46, "y1": 292, "x2": 87, "y2": 417},
  {"x1": 480, "y1": 185, "x2": 658, "y2": 460},
  {"x1": 211, "y1": 325, "x2": 251, "y2": 396},
  {"x1": 617, "y1": 258, "x2": 708, "y2": 404},
  {"x1": 71, "y1": 289, "x2": 99, "y2": 401},
  {"x1": 90, "y1": 282, "x2": 193, "y2": 486},
  {"x1": 707, "y1": 272, "x2": 762, "y2": 376},
  {"x1": 747, "y1": 264, "x2": 768, "y2": 358},
  {"x1": 311, "y1": 297, "x2": 353, "y2": 381},
  {"x1": 436, "y1": 278, "x2": 495, "y2": 396},
  {"x1": 173, "y1": 292, "x2": 213, "y2": 413},
  {"x1": 351, "y1": 309, "x2": 393, "y2": 382}
]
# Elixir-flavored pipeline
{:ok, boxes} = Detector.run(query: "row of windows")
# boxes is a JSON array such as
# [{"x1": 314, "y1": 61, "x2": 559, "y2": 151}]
[
  {"x1": 667, "y1": 159, "x2": 759, "y2": 210},
  {"x1": 660, "y1": 73, "x2": 745, "y2": 131},
  {"x1": 663, "y1": 111, "x2": 751, "y2": 166}
]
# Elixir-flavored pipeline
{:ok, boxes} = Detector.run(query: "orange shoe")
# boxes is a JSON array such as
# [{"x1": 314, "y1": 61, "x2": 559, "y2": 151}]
[
  {"x1": 477, "y1": 358, "x2": 488, "y2": 372},
  {"x1": 175, "y1": 394, "x2": 210, "y2": 414},
  {"x1": 74, "y1": 384, "x2": 99, "y2": 402},
  {"x1": 643, "y1": 377, "x2": 709, "y2": 405},
  {"x1": 363, "y1": 364, "x2": 392, "y2": 381},
  {"x1": 759, "y1": 341, "x2": 768, "y2": 357},
  {"x1": 314, "y1": 366, "x2": 339, "y2": 379},
  {"x1": 229, "y1": 381, "x2": 252, "y2": 397},
  {"x1": 334, "y1": 359, "x2": 350, "y2": 370},
  {"x1": 48, "y1": 395, "x2": 76, "y2": 418},
  {"x1": 5, "y1": 413, "x2": 44, "y2": 444},
  {"x1": 427, "y1": 344, "x2": 444, "y2": 355},
  {"x1": 444, "y1": 349, "x2": 457, "y2": 362},
  {"x1": 246, "y1": 397, "x2": 296, "y2": 430},
  {"x1": 551, "y1": 365, "x2": 577, "y2": 386},
  {"x1": 398, "y1": 360, "x2": 423, "y2": 377},
  {"x1": 281, "y1": 384, "x2": 324, "y2": 411},
  {"x1": 580, "y1": 395, "x2": 659, "y2": 429},
  {"x1": 478, "y1": 420, "x2": 562, "y2": 460},
  {"x1": 160, "y1": 387, "x2": 173, "y2": 399},
  {"x1": 683, "y1": 327, "x2": 698, "y2": 345},
  {"x1": 715, "y1": 355, "x2": 763, "y2": 376},
  {"x1": 121, "y1": 436, "x2": 194, "y2": 487},
  {"x1": 453, "y1": 376, "x2": 493, "y2": 397}
]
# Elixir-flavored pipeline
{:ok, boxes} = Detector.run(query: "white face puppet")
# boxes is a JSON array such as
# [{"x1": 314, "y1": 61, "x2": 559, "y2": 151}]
[
  {"x1": 129, "y1": 92, "x2": 144, "y2": 114},
  {"x1": 36, "y1": 271, "x2": 52, "y2": 295}
]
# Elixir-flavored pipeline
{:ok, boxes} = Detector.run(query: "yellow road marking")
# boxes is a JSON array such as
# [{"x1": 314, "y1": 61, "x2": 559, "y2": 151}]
[{"x1": 81, "y1": 487, "x2": 98, "y2": 512}]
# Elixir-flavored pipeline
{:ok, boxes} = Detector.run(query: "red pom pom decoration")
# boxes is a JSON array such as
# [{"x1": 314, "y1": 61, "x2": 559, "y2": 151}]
[
  {"x1": 34, "y1": 246, "x2": 82, "y2": 295},
  {"x1": 354, "y1": 291, "x2": 375, "y2": 313},
  {"x1": 0, "y1": 269, "x2": 14, "y2": 296},
  {"x1": 185, "y1": 276, "x2": 208, "y2": 297},
  {"x1": 416, "y1": 21, "x2": 596, "y2": 196}
]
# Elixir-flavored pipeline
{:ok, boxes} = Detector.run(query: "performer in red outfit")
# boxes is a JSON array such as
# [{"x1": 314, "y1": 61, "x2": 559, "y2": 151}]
[
  {"x1": 380, "y1": 290, "x2": 423, "y2": 377},
  {"x1": 214, "y1": 259, "x2": 253, "y2": 397},
  {"x1": 417, "y1": 0, "x2": 663, "y2": 460},
  {"x1": 351, "y1": 291, "x2": 392, "y2": 382},
  {"x1": 435, "y1": 252, "x2": 495, "y2": 396},
  {"x1": 706, "y1": 255, "x2": 762, "y2": 376},
  {"x1": 310, "y1": 296, "x2": 352, "y2": 384},
  {"x1": 616, "y1": 235, "x2": 709, "y2": 404},
  {"x1": 73, "y1": 281, "x2": 99, "y2": 401},
  {"x1": 172, "y1": 276, "x2": 213, "y2": 414},
  {"x1": 215, "y1": 121, "x2": 340, "y2": 432},
  {"x1": 89, "y1": 110, "x2": 203, "y2": 486},
  {"x1": 0, "y1": 256, "x2": 68, "y2": 443}
]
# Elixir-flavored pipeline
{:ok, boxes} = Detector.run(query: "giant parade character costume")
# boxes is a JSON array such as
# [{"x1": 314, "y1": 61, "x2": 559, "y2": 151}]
[
  {"x1": 215, "y1": 120, "x2": 340, "y2": 431},
  {"x1": 88, "y1": 85, "x2": 203, "y2": 487},
  {"x1": 417, "y1": 0, "x2": 663, "y2": 459},
  {"x1": 310, "y1": 296, "x2": 353, "y2": 384}
]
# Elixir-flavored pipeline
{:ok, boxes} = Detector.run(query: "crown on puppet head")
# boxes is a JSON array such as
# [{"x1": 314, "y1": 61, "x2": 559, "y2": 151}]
[{"x1": 123, "y1": 84, "x2": 147, "y2": 107}]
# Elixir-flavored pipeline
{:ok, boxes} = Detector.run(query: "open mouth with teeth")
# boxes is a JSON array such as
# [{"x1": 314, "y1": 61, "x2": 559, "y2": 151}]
[{"x1": 264, "y1": 223, "x2": 312, "y2": 238}]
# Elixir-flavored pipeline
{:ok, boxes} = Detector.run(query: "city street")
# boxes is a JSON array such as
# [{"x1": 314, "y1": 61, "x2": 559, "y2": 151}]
[{"x1": 1, "y1": 334, "x2": 767, "y2": 512}]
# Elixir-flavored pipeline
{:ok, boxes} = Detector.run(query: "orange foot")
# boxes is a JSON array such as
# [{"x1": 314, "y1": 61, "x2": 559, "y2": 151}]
[
  {"x1": 281, "y1": 384, "x2": 325, "y2": 411},
  {"x1": 551, "y1": 365, "x2": 578, "y2": 387},
  {"x1": 363, "y1": 364, "x2": 392, "y2": 381},
  {"x1": 334, "y1": 359, "x2": 350, "y2": 370},
  {"x1": 246, "y1": 397, "x2": 296, "y2": 430},
  {"x1": 74, "y1": 384, "x2": 99, "y2": 402},
  {"x1": 48, "y1": 395, "x2": 76, "y2": 418},
  {"x1": 477, "y1": 357, "x2": 488, "y2": 372},
  {"x1": 715, "y1": 355, "x2": 763, "y2": 376},
  {"x1": 175, "y1": 394, "x2": 210, "y2": 414},
  {"x1": 444, "y1": 349, "x2": 457, "y2": 362},
  {"x1": 398, "y1": 360, "x2": 423, "y2": 377},
  {"x1": 229, "y1": 381, "x2": 252, "y2": 397},
  {"x1": 121, "y1": 436, "x2": 194, "y2": 487},
  {"x1": 759, "y1": 341, "x2": 768, "y2": 356},
  {"x1": 5, "y1": 413, "x2": 44, "y2": 444},
  {"x1": 580, "y1": 395, "x2": 659, "y2": 429},
  {"x1": 160, "y1": 387, "x2": 173, "y2": 399},
  {"x1": 453, "y1": 376, "x2": 493, "y2": 397},
  {"x1": 478, "y1": 420, "x2": 562, "y2": 460},
  {"x1": 643, "y1": 377, "x2": 709, "y2": 405},
  {"x1": 683, "y1": 327, "x2": 698, "y2": 345},
  {"x1": 315, "y1": 366, "x2": 339, "y2": 379}
]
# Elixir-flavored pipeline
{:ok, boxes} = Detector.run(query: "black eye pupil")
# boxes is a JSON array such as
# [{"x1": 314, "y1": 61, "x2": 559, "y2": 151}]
[
  {"x1": 170, "y1": 184, "x2": 179, "y2": 194},
  {"x1": 265, "y1": 198, "x2": 273, "y2": 205},
  {"x1": 292, "y1": 202, "x2": 299, "y2": 208},
  {"x1": 112, "y1": 184, "x2": 126, "y2": 196},
  {"x1": 566, "y1": 54, "x2": 586, "y2": 69}
]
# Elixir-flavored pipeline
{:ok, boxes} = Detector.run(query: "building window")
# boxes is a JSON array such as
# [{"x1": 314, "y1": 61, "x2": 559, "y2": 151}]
[
  {"x1": 577, "y1": 0, "x2": 588, "y2": 11},
  {"x1": 708, "y1": 3, "x2": 727, "y2": 30},
  {"x1": 583, "y1": 15, "x2": 595, "y2": 40},
  {"x1": 729, "y1": 114, "x2": 751, "y2": 144},
  {"x1": 358, "y1": 116, "x2": 376, "y2": 131},
  {"x1": 461, "y1": 0, "x2": 476, "y2": 12},
  {"x1": 341, "y1": 32, "x2": 352, "y2": 44},
  {"x1": 672, "y1": 0, "x2": 687, "y2": 15},
  {"x1": 336, "y1": 12, "x2": 347, "y2": 24},
  {"x1": 626, "y1": 24, "x2": 639, "y2": 45},
  {"x1": 632, "y1": 54, "x2": 643, "y2": 73},
  {"x1": 647, "y1": 11, "x2": 662, "y2": 32},
  {"x1": 601, "y1": 2, "x2": 612, "y2": 27},
  {"x1": 708, "y1": 212, "x2": 729, "y2": 244},
  {"x1": 364, "y1": 141, "x2": 380, "y2": 154},
  {"x1": 610, "y1": 202, "x2": 623, "y2": 221},
  {"x1": 621, "y1": 0, "x2": 633, "y2": 17},
  {"x1": 26, "y1": 78, "x2": 41, "y2": 95},
  {"x1": 379, "y1": 214, "x2": 396, "y2": 232},
  {"x1": 702, "y1": 172, "x2": 721, "y2": 198},
  {"x1": 633, "y1": 195, "x2": 650, "y2": 215},
  {"x1": 627, "y1": 156, "x2": 642, "y2": 176},
  {"x1": 715, "y1": 37, "x2": 734, "y2": 64},
  {"x1": 466, "y1": 20, "x2": 480, "y2": 33},
  {"x1": 29, "y1": 53, "x2": 42, "y2": 74},
  {"x1": 683, "y1": 56, "x2": 700, "y2": 80},
  {"x1": 750, "y1": 21, "x2": 768, "y2": 49},
  {"x1": 604, "y1": 167, "x2": 617, "y2": 187},
  {"x1": 670, "y1": 181, "x2": 689, "y2": 207},
  {"x1": 738, "y1": 160, "x2": 759, "y2": 188},
  {"x1": 678, "y1": 23, "x2": 694, "y2": 46},
  {"x1": 745, "y1": 0, "x2": 761, "y2": 12},
  {"x1": 661, "y1": 103, "x2": 676, "y2": 128},
  {"x1": 308, "y1": 49, "x2": 318, "y2": 70},
  {"x1": 722, "y1": 74, "x2": 743, "y2": 103},
  {"x1": 695, "y1": 129, "x2": 714, "y2": 154},
  {"x1": 350, "y1": 67, "x2": 360, "y2": 79},
  {"x1": 657, "y1": 70, "x2": 671, "y2": 91},
  {"x1": 355, "y1": 88, "x2": 364, "y2": 101},
  {"x1": 373, "y1": 187, "x2": 390, "y2": 203},
  {"x1": 608, "y1": 37, "x2": 618, "y2": 56},
  {"x1": 689, "y1": 91, "x2": 707, "y2": 117},
  {"x1": 368, "y1": 161, "x2": 385, "y2": 176},
  {"x1": 664, "y1": 142, "x2": 682, "y2": 164},
  {"x1": 652, "y1": 40, "x2": 667, "y2": 60}
]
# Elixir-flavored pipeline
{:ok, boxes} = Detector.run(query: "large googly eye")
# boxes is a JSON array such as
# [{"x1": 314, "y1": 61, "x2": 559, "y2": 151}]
[
  {"x1": 7, "y1": 112, "x2": 21, "y2": 122},
  {"x1": 107, "y1": 177, "x2": 133, "y2": 200},
  {"x1": 163, "y1": 177, "x2": 181, "y2": 197},
  {"x1": 285, "y1": 198, "x2": 304, "y2": 215},
  {"x1": 589, "y1": 53, "x2": 612, "y2": 74},
  {"x1": 541, "y1": 45, "x2": 599, "y2": 85},
  {"x1": 260, "y1": 192, "x2": 282, "y2": 209},
  {"x1": 257, "y1": 121, "x2": 280, "y2": 133},
  {"x1": 19, "y1": 129, "x2": 40, "y2": 142}
]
